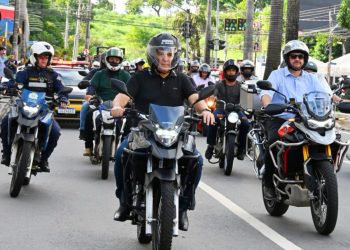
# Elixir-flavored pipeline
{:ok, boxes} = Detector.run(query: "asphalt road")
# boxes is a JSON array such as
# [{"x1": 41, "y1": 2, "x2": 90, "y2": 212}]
[{"x1": 0, "y1": 128, "x2": 350, "y2": 250}]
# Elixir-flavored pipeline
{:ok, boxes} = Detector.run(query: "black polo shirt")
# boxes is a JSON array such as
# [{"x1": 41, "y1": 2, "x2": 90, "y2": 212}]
[
  {"x1": 126, "y1": 69, "x2": 196, "y2": 114},
  {"x1": 215, "y1": 80, "x2": 241, "y2": 104}
]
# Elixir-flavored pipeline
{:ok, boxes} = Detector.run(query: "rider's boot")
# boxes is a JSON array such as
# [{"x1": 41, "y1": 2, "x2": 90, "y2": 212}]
[
  {"x1": 39, "y1": 159, "x2": 50, "y2": 173},
  {"x1": 205, "y1": 145, "x2": 214, "y2": 160}
]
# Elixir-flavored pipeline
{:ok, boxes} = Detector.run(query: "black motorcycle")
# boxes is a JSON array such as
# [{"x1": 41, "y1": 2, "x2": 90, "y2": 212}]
[
  {"x1": 111, "y1": 79, "x2": 215, "y2": 249},
  {"x1": 208, "y1": 100, "x2": 242, "y2": 176}
]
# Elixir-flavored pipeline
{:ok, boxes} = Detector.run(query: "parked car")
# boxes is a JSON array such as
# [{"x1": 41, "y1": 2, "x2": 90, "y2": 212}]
[{"x1": 51, "y1": 62, "x2": 89, "y2": 122}]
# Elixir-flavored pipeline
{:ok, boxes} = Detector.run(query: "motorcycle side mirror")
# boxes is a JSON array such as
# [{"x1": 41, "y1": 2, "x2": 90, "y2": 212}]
[
  {"x1": 78, "y1": 80, "x2": 91, "y2": 89},
  {"x1": 196, "y1": 84, "x2": 205, "y2": 91},
  {"x1": 208, "y1": 81, "x2": 215, "y2": 86},
  {"x1": 343, "y1": 78, "x2": 350, "y2": 89},
  {"x1": 195, "y1": 84, "x2": 216, "y2": 104},
  {"x1": 4, "y1": 67, "x2": 14, "y2": 80},
  {"x1": 59, "y1": 86, "x2": 73, "y2": 95},
  {"x1": 264, "y1": 103, "x2": 287, "y2": 115},
  {"x1": 337, "y1": 102, "x2": 350, "y2": 114},
  {"x1": 110, "y1": 78, "x2": 133, "y2": 99},
  {"x1": 330, "y1": 84, "x2": 338, "y2": 90},
  {"x1": 257, "y1": 80, "x2": 272, "y2": 90},
  {"x1": 78, "y1": 70, "x2": 88, "y2": 77}
]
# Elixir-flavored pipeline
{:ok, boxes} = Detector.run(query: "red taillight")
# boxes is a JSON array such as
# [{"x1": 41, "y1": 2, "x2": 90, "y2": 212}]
[{"x1": 278, "y1": 124, "x2": 295, "y2": 138}]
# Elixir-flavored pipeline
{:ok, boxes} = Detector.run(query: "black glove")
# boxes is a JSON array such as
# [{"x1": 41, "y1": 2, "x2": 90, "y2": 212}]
[{"x1": 6, "y1": 87, "x2": 17, "y2": 96}]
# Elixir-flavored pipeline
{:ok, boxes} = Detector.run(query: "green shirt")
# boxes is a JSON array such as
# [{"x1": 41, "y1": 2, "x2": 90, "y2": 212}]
[{"x1": 91, "y1": 69, "x2": 130, "y2": 101}]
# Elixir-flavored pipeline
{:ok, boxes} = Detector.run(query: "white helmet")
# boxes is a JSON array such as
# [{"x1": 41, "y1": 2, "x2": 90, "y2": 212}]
[
  {"x1": 29, "y1": 41, "x2": 54, "y2": 66},
  {"x1": 92, "y1": 61, "x2": 100, "y2": 69}
]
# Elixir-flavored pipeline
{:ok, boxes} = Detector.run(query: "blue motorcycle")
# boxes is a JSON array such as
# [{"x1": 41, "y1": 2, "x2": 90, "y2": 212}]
[{"x1": 6, "y1": 80, "x2": 71, "y2": 197}]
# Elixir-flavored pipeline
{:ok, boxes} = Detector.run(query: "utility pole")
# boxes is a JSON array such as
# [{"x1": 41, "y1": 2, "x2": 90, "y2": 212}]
[
  {"x1": 204, "y1": 0, "x2": 212, "y2": 65},
  {"x1": 327, "y1": 10, "x2": 333, "y2": 84},
  {"x1": 185, "y1": 9, "x2": 190, "y2": 63},
  {"x1": 85, "y1": 0, "x2": 92, "y2": 52},
  {"x1": 214, "y1": 0, "x2": 219, "y2": 68},
  {"x1": 244, "y1": 0, "x2": 254, "y2": 61},
  {"x1": 64, "y1": 2, "x2": 69, "y2": 60},
  {"x1": 72, "y1": 0, "x2": 82, "y2": 61},
  {"x1": 12, "y1": 0, "x2": 20, "y2": 60}
]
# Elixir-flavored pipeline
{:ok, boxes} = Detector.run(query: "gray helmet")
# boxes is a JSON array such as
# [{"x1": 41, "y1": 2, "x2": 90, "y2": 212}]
[
  {"x1": 199, "y1": 63, "x2": 211, "y2": 78},
  {"x1": 240, "y1": 59, "x2": 255, "y2": 78},
  {"x1": 304, "y1": 61, "x2": 318, "y2": 73},
  {"x1": 105, "y1": 47, "x2": 124, "y2": 71},
  {"x1": 282, "y1": 40, "x2": 309, "y2": 70}
]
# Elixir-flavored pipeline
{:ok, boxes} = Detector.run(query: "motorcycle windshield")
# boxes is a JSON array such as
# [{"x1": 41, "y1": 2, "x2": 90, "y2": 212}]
[
  {"x1": 149, "y1": 104, "x2": 184, "y2": 129},
  {"x1": 21, "y1": 89, "x2": 46, "y2": 107},
  {"x1": 302, "y1": 91, "x2": 332, "y2": 120}
]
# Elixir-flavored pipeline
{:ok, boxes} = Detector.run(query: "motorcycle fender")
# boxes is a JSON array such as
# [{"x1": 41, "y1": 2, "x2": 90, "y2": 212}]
[
  {"x1": 145, "y1": 168, "x2": 176, "y2": 183},
  {"x1": 151, "y1": 140, "x2": 177, "y2": 159},
  {"x1": 17, "y1": 115, "x2": 39, "y2": 128},
  {"x1": 226, "y1": 130, "x2": 237, "y2": 136},
  {"x1": 14, "y1": 133, "x2": 36, "y2": 143},
  {"x1": 102, "y1": 129, "x2": 114, "y2": 136}
]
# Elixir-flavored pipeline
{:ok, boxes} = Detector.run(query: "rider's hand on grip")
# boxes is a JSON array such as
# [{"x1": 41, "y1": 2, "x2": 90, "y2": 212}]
[{"x1": 111, "y1": 106, "x2": 124, "y2": 117}]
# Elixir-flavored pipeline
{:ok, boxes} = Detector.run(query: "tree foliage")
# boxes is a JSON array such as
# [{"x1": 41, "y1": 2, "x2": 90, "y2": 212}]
[{"x1": 337, "y1": 0, "x2": 350, "y2": 30}]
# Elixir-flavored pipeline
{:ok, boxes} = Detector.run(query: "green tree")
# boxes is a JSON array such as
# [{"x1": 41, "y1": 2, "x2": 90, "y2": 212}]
[
  {"x1": 337, "y1": 0, "x2": 350, "y2": 53},
  {"x1": 263, "y1": 0, "x2": 283, "y2": 79},
  {"x1": 94, "y1": 0, "x2": 113, "y2": 10}
]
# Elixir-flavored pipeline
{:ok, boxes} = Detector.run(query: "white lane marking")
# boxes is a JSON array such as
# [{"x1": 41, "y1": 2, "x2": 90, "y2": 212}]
[{"x1": 199, "y1": 182, "x2": 302, "y2": 250}]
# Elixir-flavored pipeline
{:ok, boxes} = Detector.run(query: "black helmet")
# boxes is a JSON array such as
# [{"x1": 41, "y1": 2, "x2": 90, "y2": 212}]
[
  {"x1": 282, "y1": 40, "x2": 309, "y2": 70},
  {"x1": 223, "y1": 59, "x2": 239, "y2": 82},
  {"x1": 199, "y1": 63, "x2": 211, "y2": 78},
  {"x1": 146, "y1": 32, "x2": 181, "y2": 72},
  {"x1": 304, "y1": 61, "x2": 318, "y2": 73}
]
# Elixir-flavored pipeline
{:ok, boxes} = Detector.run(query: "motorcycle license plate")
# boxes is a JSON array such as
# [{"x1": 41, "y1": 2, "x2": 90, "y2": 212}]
[{"x1": 58, "y1": 108, "x2": 76, "y2": 114}]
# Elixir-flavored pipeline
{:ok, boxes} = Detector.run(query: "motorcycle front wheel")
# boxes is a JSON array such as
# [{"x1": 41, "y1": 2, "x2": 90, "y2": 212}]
[
  {"x1": 224, "y1": 134, "x2": 235, "y2": 176},
  {"x1": 262, "y1": 180, "x2": 289, "y2": 216},
  {"x1": 152, "y1": 181, "x2": 175, "y2": 250},
  {"x1": 101, "y1": 135, "x2": 112, "y2": 180},
  {"x1": 310, "y1": 161, "x2": 338, "y2": 235},
  {"x1": 10, "y1": 141, "x2": 32, "y2": 197}
]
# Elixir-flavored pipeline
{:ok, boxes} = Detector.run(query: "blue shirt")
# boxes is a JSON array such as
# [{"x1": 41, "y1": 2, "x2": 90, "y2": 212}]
[{"x1": 259, "y1": 67, "x2": 331, "y2": 119}]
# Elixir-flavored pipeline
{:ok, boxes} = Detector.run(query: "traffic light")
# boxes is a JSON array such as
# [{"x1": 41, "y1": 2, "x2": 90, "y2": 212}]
[
  {"x1": 237, "y1": 18, "x2": 247, "y2": 31},
  {"x1": 218, "y1": 40, "x2": 226, "y2": 50},
  {"x1": 208, "y1": 40, "x2": 214, "y2": 50},
  {"x1": 224, "y1": 18, "x2": 237, "y2": 32}
]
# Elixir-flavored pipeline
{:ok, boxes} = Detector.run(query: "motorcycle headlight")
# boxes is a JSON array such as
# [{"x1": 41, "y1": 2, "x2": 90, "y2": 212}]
[
  {"x1": 227, "y1": 112, "x2": 239, "y2": 123},
  {"x1": 307, "y1": 118, "x2": 334, "y2": 129},
  {"x1": 22, "y1": 105, "x2": 40, "y2": 118},
  {"x1": 155, "y1": 128, "x2": 180, "y2": 147},
  {"x1": 101, "y1": 110, "x2": 114, "y2": 124}
]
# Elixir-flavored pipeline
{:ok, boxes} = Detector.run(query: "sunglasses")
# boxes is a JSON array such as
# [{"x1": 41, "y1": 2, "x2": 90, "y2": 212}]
[{"x1": 289, "y1": 54, "x2": 304, "y2": 60}]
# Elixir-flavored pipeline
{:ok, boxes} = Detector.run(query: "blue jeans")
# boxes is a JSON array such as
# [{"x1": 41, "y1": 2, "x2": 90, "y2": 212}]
[
  {"x1": 207, "y1": 109, "x2": 250, "y2": 152},
  {"x1": 114, "y1": 137, "x2": 203, "y2": 200},
  {"x1": 79, "y1": 101, "x2": 90, "y2": 131},
  {"x1": 0, "y1": 113, "x2": 61, "y2": 161}
]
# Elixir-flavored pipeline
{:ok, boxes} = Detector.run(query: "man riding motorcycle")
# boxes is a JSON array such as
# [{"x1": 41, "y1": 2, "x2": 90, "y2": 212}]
[
  {"x1": 205, "y1": 59, "x2": 250, "y2": 161},
  {"x1": 83, "y1": 47, "x2": 130, "y2": 156},
  {"x1": 0, "y1": 41, "x2": 68, "y2": 172},
  {"x1": 111, "y1": 32, "x2": 214, "y2": 231},
  {"x1": 259, "y1": 40, "x2": 332, "y2": 199},
  {"x1": 192, "y1": 63, "x2": 215, "y2": 88}
]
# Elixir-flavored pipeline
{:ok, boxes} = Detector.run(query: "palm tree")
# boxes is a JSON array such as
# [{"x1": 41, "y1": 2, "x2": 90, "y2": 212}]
[
  {"x1": 285, "y1": 0, "x2": 300, "y2": 43},
  {"x1": 263, "y1": 0, "x2": 284, "y2": 80},
  {"x1": 243, "y1": 0, "x2": 254, "y2": 61}
]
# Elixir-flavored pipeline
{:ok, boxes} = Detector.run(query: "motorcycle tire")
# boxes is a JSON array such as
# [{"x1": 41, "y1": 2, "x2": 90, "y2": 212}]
[
  {"x1": 224, "y1": 134, "x2": 235, "y2": 176},
  {"x1": 310, "y1": 161, "x2": 338, "y2": 235},
  {"x1": 137, "y1": 223, "x2": 152, "y2": 244},
  {"x1": 10, "y1": 141, "x2": 32, "y2": 197},
  {"x1": 23, "y1": 175, "x2": 31, "y2": 186},
  {"x1": 152, "y1": 181, "x2": 175, "y2": 250},
  {"x1": 101, "y1": 136, "x2": 112, "y2": 180},
  {"x1": 262, "y1": 181, "x2": 289, "y2": 216}
]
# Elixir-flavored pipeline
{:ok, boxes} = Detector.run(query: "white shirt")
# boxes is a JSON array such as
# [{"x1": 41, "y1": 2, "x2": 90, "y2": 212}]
[{"x1": 192, "y1": 74, "x2": 215, "y2": 87}]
